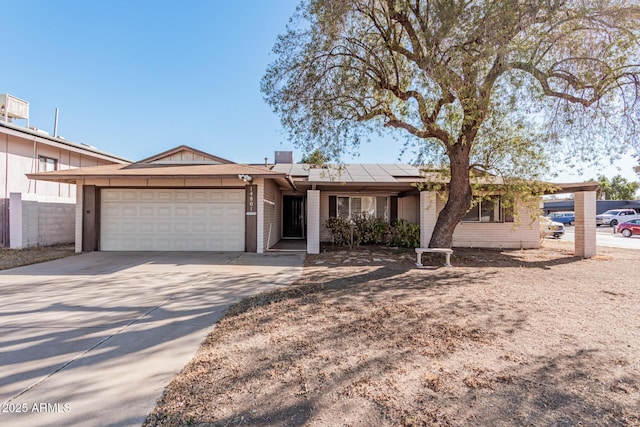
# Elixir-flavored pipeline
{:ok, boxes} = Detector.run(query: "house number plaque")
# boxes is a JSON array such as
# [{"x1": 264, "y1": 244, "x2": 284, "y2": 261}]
[{"x1": 245, "y1": 185, "x2": 257, "y2": 216}]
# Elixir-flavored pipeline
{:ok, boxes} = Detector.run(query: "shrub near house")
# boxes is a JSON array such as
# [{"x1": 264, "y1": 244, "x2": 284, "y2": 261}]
[{"x1": 325, "y1": 215, "x2": 419, "y2": 248}]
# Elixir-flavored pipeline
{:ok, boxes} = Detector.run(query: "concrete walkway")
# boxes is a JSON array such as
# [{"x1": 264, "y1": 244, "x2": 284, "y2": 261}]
[{"x1": 0, "y1": 251, "x2": 304, "y2": 427}]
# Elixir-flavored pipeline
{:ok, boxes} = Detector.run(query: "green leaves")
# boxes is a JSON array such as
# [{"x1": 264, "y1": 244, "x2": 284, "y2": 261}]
[
  {"x1": 263, "y1": 0, "x2": 640, "y2": 245},
  {"x1": 594, "y1": 174, "x2": 640, "y2": 200},
  {"x1": 325, "y1": 216, "x2": 419, "y2": 248}
]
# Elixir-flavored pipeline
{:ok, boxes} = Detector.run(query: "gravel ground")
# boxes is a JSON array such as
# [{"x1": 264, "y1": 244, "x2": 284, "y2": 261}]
[
  {"x1": 0, "y1": 244, "x2": 75, "y2": 271},
  {"x1": 145, "y1": 241, "x2": 640, "y2": 426}
]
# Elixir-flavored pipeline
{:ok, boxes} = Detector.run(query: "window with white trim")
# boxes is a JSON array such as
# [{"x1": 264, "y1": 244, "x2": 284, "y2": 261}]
[
  {"x1": 38, "y1": 156, "x2": 57, "y2": 172},
  {"x1": 337, "y1": 196, "x2": 389, "y2": 220},
  {"x1": 463, "y1": 196, "x2": 504, "y2": 223}
]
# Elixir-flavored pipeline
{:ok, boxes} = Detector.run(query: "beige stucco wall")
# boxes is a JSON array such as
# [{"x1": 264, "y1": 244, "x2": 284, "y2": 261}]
[
  {"x1": 0, "y1": 132, "x2": 114, "y2": 200},
  {"x1": 1, "y1": 130, "x2": 123, "y2": 247},
  {"x1": 398, "y1": 195, "x2": 419, "y2": 224},
  {"x1": 433, "y1": 195, "x2": 540, "y2": 249},
  {"x1": 319, "y1": 192, "x2": 419, "y2": 242},
  {"x1": 319, "y1": 192, "x2": 332, "y2": 242},
  {"x1": 318, "y1": 190, "x2": 539, "y2": 249}
]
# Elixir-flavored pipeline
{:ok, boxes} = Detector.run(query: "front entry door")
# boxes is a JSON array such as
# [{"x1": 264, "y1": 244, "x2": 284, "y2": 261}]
[{"x1": 283, "y1": 196, "x2": 305, "y2": 238}]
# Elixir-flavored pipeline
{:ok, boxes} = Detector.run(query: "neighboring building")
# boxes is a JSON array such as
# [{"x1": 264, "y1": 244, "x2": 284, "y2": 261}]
[
  {"x1": 0, "y1": 97, "x2": 128, "y2": 248},
  {"x1": 544, "y1": 199, "x2": 640, "y2": 215},
  {"x1": 29, "y1": 145, "x2": 597, "y2": 255}
]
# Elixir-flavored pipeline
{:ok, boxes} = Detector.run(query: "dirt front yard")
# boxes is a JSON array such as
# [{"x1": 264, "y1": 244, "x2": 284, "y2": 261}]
[
  {"x1": 145, "y1": 242, "x2": 640, "y2": 426},
  {"x1": 0, "y1": 244, "x2": 74, "y2": 270}
]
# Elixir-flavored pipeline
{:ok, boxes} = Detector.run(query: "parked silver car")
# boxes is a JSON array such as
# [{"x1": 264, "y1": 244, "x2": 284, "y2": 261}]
[
  {"x1": 540, "y1": 216, "x2": 565, "y2": 239},
  {"x1": 595, "y1": 209, "x2": 640, "y2": 227}
]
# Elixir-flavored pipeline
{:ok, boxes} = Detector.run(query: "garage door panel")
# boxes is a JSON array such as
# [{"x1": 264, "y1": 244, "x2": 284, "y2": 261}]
[
  {"x1": 226, "y1": 191, "x2": 243, "y2": 202},
  {"x1": 227, "y1": 206, "x2": 244, "y2": 216},
  {"x1": 174, "y1": 223, "x2": 189, "y2": 233},
  {"x1": 139, "y1": 223, "x2": 154, "y2": 233},
  {"x1": 121, "y1": 191, "x2": 139, "y2": 201},
  {"x1": 101, "y1": 189, "x2": 245, "y2": 251},
  {"x1": 122, "y1": 222, "x2": 137, "y2": 233},
  {"x1": 156, "y1": 222, "x2": 172, "y2": 233},
  {"x1": 158, "y1": 191, "x2": 175, "y2": 201},
  {"x1": 139, "y1": 192, "x2": 155, "y2": 201},
  {"x1": 175, "y1": 207, "x2": 189, "y2": 216},
  {"x1": 140, "y1": 206, "x2": 154, "y2": 216}
]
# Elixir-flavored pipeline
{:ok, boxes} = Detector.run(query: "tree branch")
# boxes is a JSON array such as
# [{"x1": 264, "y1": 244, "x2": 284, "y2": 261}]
[{"x1": 510, "y1": 61, "x2": 597, "y2": 107}]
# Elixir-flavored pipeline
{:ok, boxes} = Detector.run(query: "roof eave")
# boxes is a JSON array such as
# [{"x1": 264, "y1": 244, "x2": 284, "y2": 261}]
[
  {"x1": 27, "y1": 170, "x2": 287, "y2": 183},
  {"x1": 0, "y1": 121, "x2": 130, "y2": 163}
]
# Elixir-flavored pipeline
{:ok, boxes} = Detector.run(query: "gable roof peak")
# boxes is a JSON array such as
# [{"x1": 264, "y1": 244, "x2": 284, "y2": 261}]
[{"x1": 136, "y1": 145, "x2": 235, "y2": 165}]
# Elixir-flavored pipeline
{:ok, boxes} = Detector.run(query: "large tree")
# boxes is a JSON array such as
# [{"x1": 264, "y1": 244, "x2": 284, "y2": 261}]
[{"x1": 262, "y1": 0, "x2": 640, "y2": 248}]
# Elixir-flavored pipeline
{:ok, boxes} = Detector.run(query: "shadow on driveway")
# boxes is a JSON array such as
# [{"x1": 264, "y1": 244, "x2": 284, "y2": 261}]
[{"x1": 0, "y1": 251, "x2": 304, "y2": 427}]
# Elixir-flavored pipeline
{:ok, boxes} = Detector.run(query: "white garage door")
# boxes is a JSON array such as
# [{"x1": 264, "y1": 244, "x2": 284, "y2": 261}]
[{"x1": 100, "y1": 189, "x2": 245, "y2": 251}]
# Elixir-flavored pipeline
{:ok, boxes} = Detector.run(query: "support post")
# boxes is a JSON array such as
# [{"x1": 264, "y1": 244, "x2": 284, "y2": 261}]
[
  {"x1": 82, "y1": 185, "x2": 98, "y2": 252},
  {"x1": 9, "y1": 193, "x2": 23, "y2": 249},
  {"x1": 75, "y1": 184, "x2": 83, "y2": 253},
  {"x1": 245, "y1": 184, "x2": 258, "y2": 253},
  {"x1": 419, "y1": 191, "x2": 437, "y2": 248},
  {"x1": 574, "y1": 191, "x2": 596, "y2": 258},
  {"x1": 307, "y1": 190, "x2": 320, "y2": 254}
]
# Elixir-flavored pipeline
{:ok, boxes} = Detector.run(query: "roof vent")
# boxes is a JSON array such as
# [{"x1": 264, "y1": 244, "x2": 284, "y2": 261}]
[
  {"x1": 0, "y1": 94, "x2": 29, "y2": 123},
  {"x1": 275, "y1": 151, "x2": 294, "y2": 164}
]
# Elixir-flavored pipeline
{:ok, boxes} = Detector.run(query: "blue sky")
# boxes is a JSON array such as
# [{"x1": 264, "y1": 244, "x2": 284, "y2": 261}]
[{"x1": 2, "y1": 1, "x2": 638, "y2": 183}]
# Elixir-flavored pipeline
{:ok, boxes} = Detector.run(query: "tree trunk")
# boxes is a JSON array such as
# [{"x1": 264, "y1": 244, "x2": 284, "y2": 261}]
[{"x1": 428, "y1": 144, "x2": 473, "y2": 248}]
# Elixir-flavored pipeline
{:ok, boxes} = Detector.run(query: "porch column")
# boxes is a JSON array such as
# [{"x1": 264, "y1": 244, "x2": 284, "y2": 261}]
[
  {"x1": 307, "y1": 190, "x2": 320, "y2": 254},
  {"x1": 82, "y1": 185, "x2": 98, "y2": 252},
  {"x1": 574, "y1": 191, "x2": 596, "y2": 258},
  {"x1": 9, "y1": 193, "x2": 24, "y2": 249},
  {"x1": 419, "y1": 191, "x2": 437, "y2": 248},
  {"x1": 75, "y1": 183, "x2": 83, "y2": 253}
]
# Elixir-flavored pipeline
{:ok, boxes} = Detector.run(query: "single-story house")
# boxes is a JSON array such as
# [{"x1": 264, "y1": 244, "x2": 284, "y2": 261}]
[{"x1": 28, "y1": 145, "x2": 599, "y2": 256}]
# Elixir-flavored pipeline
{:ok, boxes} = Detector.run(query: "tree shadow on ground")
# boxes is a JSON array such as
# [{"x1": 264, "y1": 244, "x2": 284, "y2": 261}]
[
  {"x1": 312, "y1": 245, "x2": 587, "y2": 270},
  {"x1": 462, "y1": 349, "x2": 640, "y2": 426},
  {"x1": 0, "y1": 265, "x2": 301, "y2": 426},
  {"x1": 144, "y1": 252, "x2": 640, "y2": 427}
]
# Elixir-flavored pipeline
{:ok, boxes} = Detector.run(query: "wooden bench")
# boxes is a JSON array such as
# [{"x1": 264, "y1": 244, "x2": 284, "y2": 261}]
[{"x1": 415, "y1": 248, "x2": 453, "y2": 267}]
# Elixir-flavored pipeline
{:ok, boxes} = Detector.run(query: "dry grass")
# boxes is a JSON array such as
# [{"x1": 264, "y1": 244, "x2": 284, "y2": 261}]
[
  {"x1": 145, "y1": 243, "x2": 640, "y2": 426},
  {"x1": 0, "y1": 244, "x2": 74, "y2": 270}
]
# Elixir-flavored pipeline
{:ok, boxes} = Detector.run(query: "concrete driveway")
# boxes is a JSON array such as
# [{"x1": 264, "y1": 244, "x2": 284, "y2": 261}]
[{"x1": 0, "y1": 251, "x2": 304, "y2": 427}]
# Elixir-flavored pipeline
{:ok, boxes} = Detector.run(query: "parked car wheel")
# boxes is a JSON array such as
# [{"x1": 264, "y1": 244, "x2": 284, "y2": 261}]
[
  {"x1": 610, "y1": 219, "x2": 618, "y2": 227},
  {"x1": 569, "y1": 220, "x2": 575, "y2": 226},
  {"x1": 622, "y1": 228, "x2": 632, "y2": 237}
]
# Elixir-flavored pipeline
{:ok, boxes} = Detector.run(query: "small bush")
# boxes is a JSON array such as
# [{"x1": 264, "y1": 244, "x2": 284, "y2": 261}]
[
  {"x1": 325, "y1": 216, "x2": 354, "y2": 247},
  {"x1": 325, "y1": 216, "x2": 419, "y2": 248},
  {"x1": 352, "y1": 214, "x2": 392, "y2": 245},
  {"x1": 390, "y1": 219, "x2": 420, "y2": 248}
]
